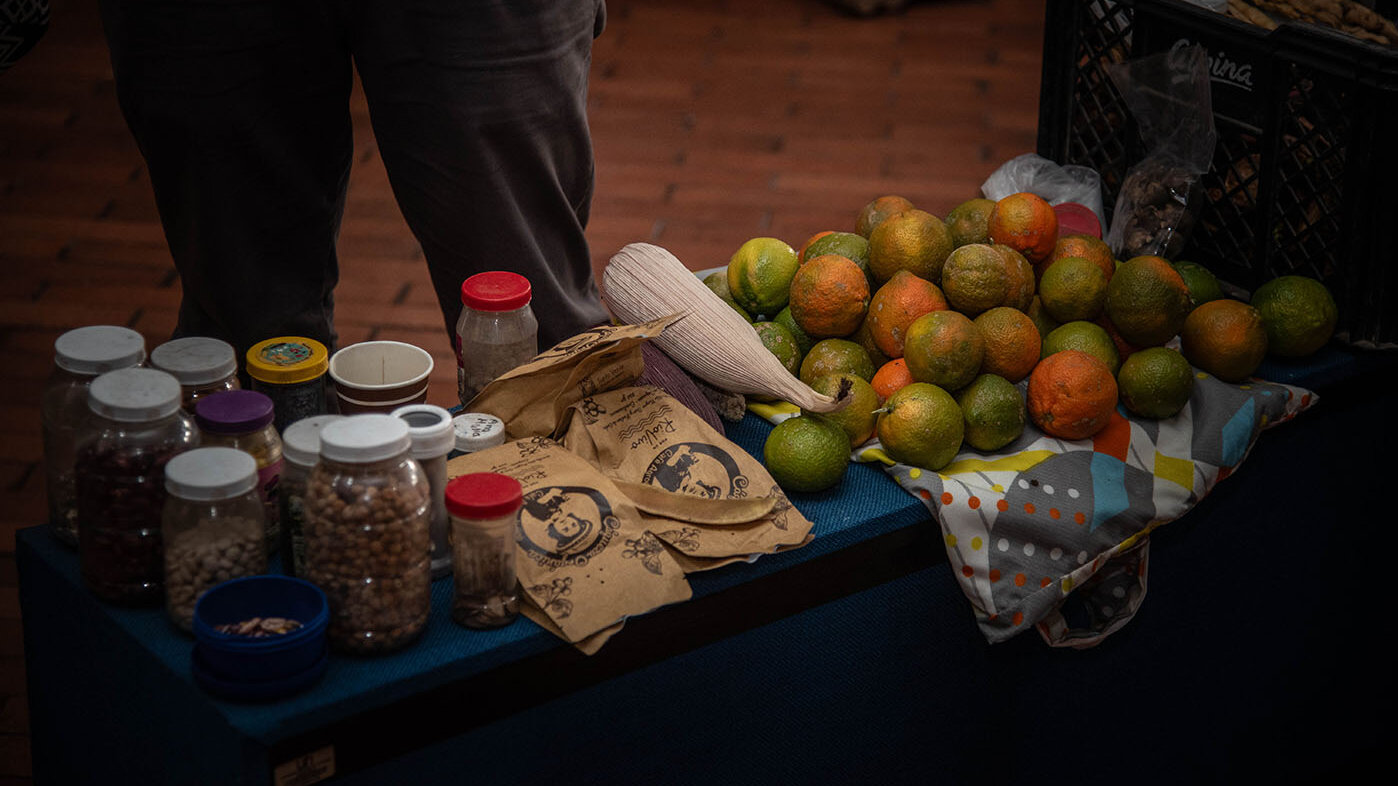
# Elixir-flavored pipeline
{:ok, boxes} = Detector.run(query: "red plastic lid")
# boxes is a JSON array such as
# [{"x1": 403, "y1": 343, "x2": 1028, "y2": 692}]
[
  {"x1": 461, "y1": 271, "x2": 532, "y2": 311},
  {"x1": 446, "y1": 472, "x2": 523, "y2": 519},
  {"x1": 1053, "y1": 202, "x2": 1102, "y2": 239}
]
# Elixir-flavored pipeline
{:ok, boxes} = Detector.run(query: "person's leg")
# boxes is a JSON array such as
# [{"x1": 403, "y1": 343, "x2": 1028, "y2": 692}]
[
  {"x1": 99, "y1": 0, "x2": 354, "y2": 357},
  {"x1": 348, "y1": 0, "x2": 610, "y2": 351}
]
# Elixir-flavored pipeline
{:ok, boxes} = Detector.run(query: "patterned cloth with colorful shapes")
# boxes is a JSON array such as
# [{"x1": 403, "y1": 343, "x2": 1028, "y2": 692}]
[{"x1": 750, "y1": 369, "x2": 1315, "y2": 648}]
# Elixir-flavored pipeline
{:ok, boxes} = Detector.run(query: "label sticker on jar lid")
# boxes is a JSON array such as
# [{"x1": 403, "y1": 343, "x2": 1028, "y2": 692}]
[
  {"x1": 452, "y1": 412, "x2": 506, "y2": 453},
  {"x1": 246, "y1": 337, "x2": 329, "y2": 385}
]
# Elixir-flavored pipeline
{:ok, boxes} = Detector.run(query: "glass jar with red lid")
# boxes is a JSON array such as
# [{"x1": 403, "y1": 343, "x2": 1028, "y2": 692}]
[{"x1": 454, "y1": 271, "x2": 538, "y2": 407}]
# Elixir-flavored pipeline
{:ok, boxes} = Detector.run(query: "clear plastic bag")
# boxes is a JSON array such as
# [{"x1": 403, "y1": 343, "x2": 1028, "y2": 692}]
[
  {"x1": 1104, "y1": 44, "x2": 1217, "y2": 260},
  {"x1": 981, "y1": 153, "x2": 1106, "y2": 231}
]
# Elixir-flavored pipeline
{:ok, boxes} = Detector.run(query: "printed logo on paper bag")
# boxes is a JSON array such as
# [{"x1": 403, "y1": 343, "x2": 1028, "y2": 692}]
[
  {"x1": 517, "y1": 485, "x2": 620, "y2": 568},
  {"x1": 642, "y1": 442, "x2": 750, "y2": 500},
  {"x1": 534, "y1": 326, "x2": 611, "y2": 361}
]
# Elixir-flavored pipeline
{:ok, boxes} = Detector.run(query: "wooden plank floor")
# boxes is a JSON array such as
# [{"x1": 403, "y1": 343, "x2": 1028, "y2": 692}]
[{"x1": 0, "y1": 0, "x2": 1044, "y2": 779}]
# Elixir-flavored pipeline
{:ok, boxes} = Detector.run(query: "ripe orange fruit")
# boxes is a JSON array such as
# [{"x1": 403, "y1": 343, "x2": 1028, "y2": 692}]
[
  {"x1": 788, "y1": 253, "x2": 871, "y2": 338},
  {"x1": 903, "y1": 310, "x2": 985, "y2": 392},
  {"x1": 727, "y1": 236, "x2": 800, "y2": 318},
  {"x1": 876, "y1": 382, "x2": 965, "y2": 471},
  {"x1": 867, "y1": 208, "x2": 954, "y2": 285},
  {"x1": 1249, "y1": 275, "x2": 1338, "y2": 358},
  {"x1": 1180, "y1": 298, "x2": 1269, "y2": 383},
  {"x1": 941, "y1": 243, "x2": 1014, "y2": 317},
  {"x1": 1104, "y1": 255, "x2": 1192, "y2": 347},
  {"x1": 1038, "y1": 255, "x2": 1109, "y2": 324},
  {"x1": 944, "y1": 197, "x2": 996, "y2": 247},
  {"x1": 855, "y1": 195, "x2": 915, "y2": 238},
  {"x1": 1027, "y1": 349, "x2": 1119, "y2": 441},
  {"x1": 973, "y1": 306, "x2": 1041, "y2": 383},
  {"x1": 996, "y1": 244, "x2": 1037, "y2": 312},
  {"x1": 988, "y1": 192, "x2": 1059, "y2": 263},
  {"x1": 870, "y1": 357, "x2": 914, "y2": 402},
  {"x1": 1039, "y1": 233, "x2": 1116, "y2": 284},
  {"x1": 866, "y1": 269, "x2": 948, "y2": 359}
]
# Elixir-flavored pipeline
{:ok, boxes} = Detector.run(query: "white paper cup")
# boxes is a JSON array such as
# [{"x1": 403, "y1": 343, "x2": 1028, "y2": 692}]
[{"x1": 328, "y1": 341, "x2": 434, "y2": 415}]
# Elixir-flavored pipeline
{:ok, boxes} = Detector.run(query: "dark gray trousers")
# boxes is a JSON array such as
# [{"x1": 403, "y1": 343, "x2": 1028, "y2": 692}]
[{"x1": 99, "y1": 0, "x2": 610, "y2": 357}]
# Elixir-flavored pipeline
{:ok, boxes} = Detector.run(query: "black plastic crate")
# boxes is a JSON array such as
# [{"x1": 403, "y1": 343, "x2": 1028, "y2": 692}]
[{"x1": 1037, "y1": 0, "x2": 1398, "y2": 345}]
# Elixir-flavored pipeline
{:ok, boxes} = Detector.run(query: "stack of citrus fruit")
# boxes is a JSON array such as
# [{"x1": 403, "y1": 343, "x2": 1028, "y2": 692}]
[{"x1": 706, "y1": 191, "x2": 1339, "y2": 492}]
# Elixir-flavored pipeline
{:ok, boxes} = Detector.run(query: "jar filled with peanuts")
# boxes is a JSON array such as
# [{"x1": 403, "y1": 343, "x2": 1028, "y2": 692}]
[
  {"x1": 149, "y1": 336, "x2": 241, "y2": 414},
  {"x1": 194, "y1": 390, "x2": 284, "y2": 554},
  {"x1": 162, "y1": 447, "x2": 268, "y2": 632},
  {"x1": 303, "y1": 414, "x2": 431, "y2": 654},
  {"x1": 77, "y1": 367, "x2": 199, "y2": 605},
  {"x1": 41, "y1": 325, "x2": 147, "y2": 548}
]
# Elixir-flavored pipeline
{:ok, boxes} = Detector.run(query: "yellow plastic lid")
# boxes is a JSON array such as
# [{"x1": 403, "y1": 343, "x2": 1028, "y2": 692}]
[{"x1": 245, "y1": 337, "x2": 329, "y2": 385}]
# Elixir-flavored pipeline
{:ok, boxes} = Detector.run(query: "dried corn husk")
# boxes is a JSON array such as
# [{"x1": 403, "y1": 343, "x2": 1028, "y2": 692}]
[{"x1": 602, "y1": 242, "x2": 847, "y2": 413}]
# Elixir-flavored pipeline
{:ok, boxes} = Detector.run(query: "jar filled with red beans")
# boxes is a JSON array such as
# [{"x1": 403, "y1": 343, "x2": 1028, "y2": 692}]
[{"x1": 77, "y1": 367, "x2": 199, "y2": 605}]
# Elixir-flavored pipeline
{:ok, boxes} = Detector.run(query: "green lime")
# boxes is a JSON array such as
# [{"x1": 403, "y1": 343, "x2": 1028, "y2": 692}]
[
  {"x1": 805, "y1": 373, "x2": 881, "y2": 448},
  {"x1": 800, "y1": 338, "x2": 876, "y2": 385},
  {"x1": 954, "y1": 373, "x2": 1026, "y2": 452},
  {"x1": 774, "y1": 305, "x2": 816, "y2": 358},
  {"x1": 727, "y1": 237, "x2": 799, "y2": 318},
  {"x1": 875, "y1": 382, "x2": 964, "y2": 470},
  {"x1": 1117, "y1": 347, "x2": 1195, "y2": 418},
  {"x1": 1042, "y1": 320, "x2": 1121, "y2": 375},
  {"x1": 1249, "y1": 275, "x2": 1338, "y2": 358},
  {"x1": 752, "y1": 321, "x2": 802, "y2": 376},
  {"x1": 704, "y1": 271, "x2": 754, "y2": 322},
  {"x1": 1039, "y1": 256, "x2": 1109, "y2": 323},
  {"x1": 763, "y1": 415, "x2": 851, "y2": 493},
  {"x1": 1173, "y1": 260, "x2": 1224, "y2": 309}
]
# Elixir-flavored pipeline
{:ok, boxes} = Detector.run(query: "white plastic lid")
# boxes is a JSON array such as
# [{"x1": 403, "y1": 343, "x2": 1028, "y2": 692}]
[
  {"x1": 452, "y1": 412, "x2": 506, "y2": 453},
  {"x1": 281, "y1": 414, "x2": 343, "y2": 467},
  {"x1": 54, "y1": 325, "x2": 147, "y2": 375},
  {"x1": 318, "y1": 414, "x2": 412, "y2": 464},
  {"x1": 164, "y1": 447, "x2": 258, "y2": 500},
  {"x1": 150, "y1": 336, "x2": 238, "y2": 386},
  {"x1": 88, "y1": 367, "x2": 183, "y2": 422},
  {"x1": 392, "y1": 404, "x2": 455, "y2": 459}
]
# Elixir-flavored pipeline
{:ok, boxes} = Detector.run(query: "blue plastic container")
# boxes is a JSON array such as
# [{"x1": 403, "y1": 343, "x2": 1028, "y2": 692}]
[{"x1": 191, "y1": 575, "x2": 329, "y2": 698}]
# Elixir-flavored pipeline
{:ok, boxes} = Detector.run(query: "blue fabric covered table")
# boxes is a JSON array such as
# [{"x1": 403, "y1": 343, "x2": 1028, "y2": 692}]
[{"x1": 18, "y1": 345, "x2": 1397, "y2": 785}]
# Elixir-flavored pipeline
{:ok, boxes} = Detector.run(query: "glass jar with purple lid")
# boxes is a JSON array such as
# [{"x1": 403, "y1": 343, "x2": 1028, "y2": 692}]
[
  {"x1": 77, "y1": 367, "x2": 198, "y2": 605},
  {"x1": 195, "y1": 390, "x2": 284, "y2": 553}
]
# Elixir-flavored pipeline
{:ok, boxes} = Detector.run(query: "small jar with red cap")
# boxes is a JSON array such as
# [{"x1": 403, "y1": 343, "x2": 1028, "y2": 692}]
[
  {"x1": 194, "y1": 390, "x2": 284, "y2": 553},
  {"x1": 455, "y1": 271, "x2": 538, "y2": 408},
  {"x1": 445, "y1": 472, "x2": 523, "y2": 629}
]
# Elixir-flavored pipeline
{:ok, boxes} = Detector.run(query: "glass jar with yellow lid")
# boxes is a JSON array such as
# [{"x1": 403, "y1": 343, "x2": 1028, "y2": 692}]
[{"x1": 245, "y1": 337, "x2": 330, "y2": 434}]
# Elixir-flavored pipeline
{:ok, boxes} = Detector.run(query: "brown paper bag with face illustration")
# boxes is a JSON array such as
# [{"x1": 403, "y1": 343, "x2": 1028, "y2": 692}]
[
  {"x1": 464, "y1": 317, "x2": 677, "y2": 440},
  {"x1": 447, "y1": 436, "x2": 694, "y2": 645},
  {"x1": 561, "y1": 385, "x2": 813, "y2": 571}
]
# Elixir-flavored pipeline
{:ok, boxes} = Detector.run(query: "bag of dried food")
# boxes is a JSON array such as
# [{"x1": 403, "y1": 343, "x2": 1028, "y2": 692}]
[{"x1": 1104, "y1": 44, "x2": 1217, "y2": 260}]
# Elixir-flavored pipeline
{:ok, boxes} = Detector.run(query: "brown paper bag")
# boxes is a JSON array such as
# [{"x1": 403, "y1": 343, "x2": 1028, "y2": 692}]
[
  {"x1": 465, "y1": 317, "x2": 676, "y2": 440},
  {"x1": 447, "y1": 437, "x2": 693, "y2": 644},
  {"x1": 561, "y1": 385, "x2": 813, "y2": 570}
]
